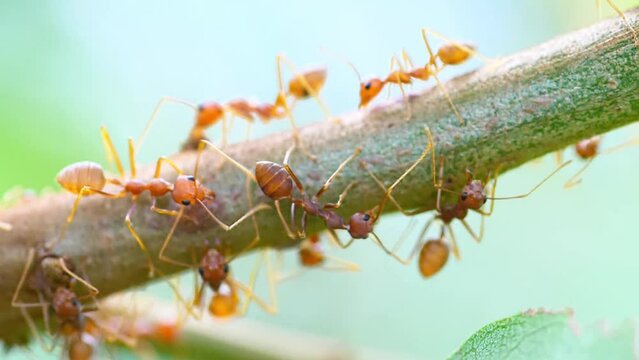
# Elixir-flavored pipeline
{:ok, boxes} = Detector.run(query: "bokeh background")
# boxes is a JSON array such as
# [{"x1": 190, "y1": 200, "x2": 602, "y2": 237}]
[{"x1": 2, "y1": 0, "x2": 639, "y2": 359}]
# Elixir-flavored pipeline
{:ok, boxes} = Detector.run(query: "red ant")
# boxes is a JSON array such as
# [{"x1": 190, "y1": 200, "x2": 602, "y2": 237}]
[
  {"x1": 53, "y1": 127, "x2": 270, "y2": 276},
  {"x1": 557, "y1": 134, "x2": 638, "y2": 188},
  {"x1": 255, "y1": 127, "x2": 434, "y2": 263},
  {"x1": 365, "y1": 132, "x2": 571, "y2": 272},
  {"x1": 167, "y1": 239, "x2": 277, "y2": 319},
  {"x1": 275, "y1": 232, "x2": 360, "y2": 282},
  {"x1": 136, "y1": 55, "x2": 330, "y2": 153},
  {"x1": 11, "y1": 248, "x2": 133, "y2": 358},
  {"x1": 347, "y1": 29, "x2": 485, "y2": 124}
]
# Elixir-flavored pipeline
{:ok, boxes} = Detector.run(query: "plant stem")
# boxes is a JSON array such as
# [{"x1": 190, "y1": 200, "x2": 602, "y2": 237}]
[{"x1": 1, "y1": 9, "x2": 639, "y2": 344}]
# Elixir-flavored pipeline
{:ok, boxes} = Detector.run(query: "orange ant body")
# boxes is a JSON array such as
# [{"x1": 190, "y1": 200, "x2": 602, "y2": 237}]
[
  {"x1": 365, "y1": 132, "x2": 571, "y2": 275},
  {"x1": 137, "y1": 56, "x2": 330, "y2": 153},
  {"x1": 349, "y1": 29, "x2": 482, "y2": 124},
  {"x1": 54, "y1": 128, "x2": 269, "y2": 276},
  {"x1": 255, "y1": 127, "x2": 434, "y2": 263}
]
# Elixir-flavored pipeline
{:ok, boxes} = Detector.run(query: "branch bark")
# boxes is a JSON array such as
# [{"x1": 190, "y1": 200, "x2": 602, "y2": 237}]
[{"x1": 1, "y1": 9, "x2": 639, "y2": 344}]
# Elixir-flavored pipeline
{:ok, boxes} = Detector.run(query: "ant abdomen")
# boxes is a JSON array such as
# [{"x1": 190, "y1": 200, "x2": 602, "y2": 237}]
[
  {"x1": 68, "y1": 335, "x2": 93, "y2": 360},
  {"x1": 575, "y1": 136, "x2": 600, "y2": 159},
  {"x1": 299, "y1": 243, "x2": 324, "y2": 267},
  {"x1": 255, "y1": 161, "x2": 293, "y2": 200},
  {"x1": 56, "y1": 161, "x2": 106, "y2": 194},
  {"x1": 437, "y1": 43, "x2": 475, "y2": 65},
  {"x1": 418, "y1": 239, "x2": 449, "y2": 278},
  {"x1": 209, "y1": 281, "x2": 239, "y2": 317}
]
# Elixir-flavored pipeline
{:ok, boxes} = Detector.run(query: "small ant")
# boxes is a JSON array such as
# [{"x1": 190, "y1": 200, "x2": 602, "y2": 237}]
[
  {"x1": 136, "y1": 55, "x2": 330, "y2": 153},
  {"x1": 255, "y1": 127, "x2": 434, "y2": 263},
  {"x1": 559, "y1": 135, "x2": 638, "y2": 188},
  {"x1": 172, "y1": 239, "x2": 277, "y2": 319},
  {"x1": 365, "y1": 131, "x2": 571, "y2": 269},
  {"x1": 275, "y1": 232, "x2": 360, "y2": 282},
  {"x1": 347, "y1": 29, "x2": 485, "y2": 124},
  {"x1": 53, "y1": 127, "x2": 270, "y2": 276}
]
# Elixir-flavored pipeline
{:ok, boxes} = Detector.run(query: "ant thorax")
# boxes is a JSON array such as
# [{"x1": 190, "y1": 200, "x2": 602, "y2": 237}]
[
  {"x1": 459, "y1": 180, "x2": 487, "y2": 210},
  {"x1": 438, "y1": 203, "x2": 468, "y2": 224}
]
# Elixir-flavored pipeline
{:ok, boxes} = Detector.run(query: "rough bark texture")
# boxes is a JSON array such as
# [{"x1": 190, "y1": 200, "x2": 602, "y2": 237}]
[{"x1": 1, "y1": 10, "x2": 639, "y2": 344}]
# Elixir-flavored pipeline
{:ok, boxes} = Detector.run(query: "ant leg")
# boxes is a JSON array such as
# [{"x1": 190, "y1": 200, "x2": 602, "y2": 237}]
[
  {"x1": 277, "y1": 54, "x2": 333, "y2": 122},
  {"x1": 316, "y1": 147, "x2": 362, "y2": 198},
  {"x1": 149, "y1": 198, "x2": 182, "y2": 217},
  {"x1": 19, "y1": 307, "x2": 55, "y2": 352},
  {"x1": 196, "y1": 140, "x2": 255, "y2": 181},
  {"x1": 275, "y1": 200, "x2": 298, "y2": 239},
  {"x1": 392, "y1": 216, "x2": 435, "y2": 259},
  {"x1": 431, "y1": 66, "x2": 465, "y2": 125},
  {"x1": 564, "y1": 158, "x2": 595, "y2": 189},
  {"x1": 137, "y1": 96, "x2": 198, "y2": 152},
  {"x1": 100, "y1": 126, "x2": 125, "y2": 178},
  {"x1": 50, "y1": 186, "x2": 125, "y2": 250},
  {"x1": 326, "y1": 228, "x2": 355, "y2": 249},
  {"x1": 154, "y1": 156, "x2": 184, "y2": 178},
  {"x1": 225, "y1": 178, "x2": 264, "y2": 263},
  {"x1": 362, "y1": 162, "x2": 429, "y2": 216},
  {"x1": 239, "y1": 249, "x2": 278, "y2": 315},
  {"x1": 605, "y1": 0, "x2": 639, "y2": 46},
  {"x1": 11, "y1": 248, "x2": 48, "y2": 308},
  {"x1": 369, "y1": 232, "x2": 413, "y2": 265},
  {"x1": 128, "y1": 138, "x2": 137, "y2": 178},
  {"x1": 196, "y1": 199, "x2": 271, "y2": 232},
  {"x1": 323, "y1": 181, "x2": 357, "y2": 209},
  {"x1": 445, "y1": 224, "x2": 461, "y2": 260},
  {"x1": 389, "y1": 55, "x2": 412, "y2": 120},
  {"x1": 157, "y1": 268, "x2": 202, "y2": 320},
  {"x1": 459, "y1": 219, "x2": 481, "y2": 243},
  {"x1": 57, "y1": 258, "x2": 99, "y2": 296},
  {"x1": 125, "y1": 203, "x2": 157, "y2": 277},
  {"x1": 486, "y1": 160, "x2": 572, "y2": 202},
  {"x1": 320, "y1": 254, "x2": 360, "y2": 271},
  {"x1": 158, "y1": 206, "x2": 192, "y2": 268},
  {"x1": 282, "y1": 145, "x2": 306, "y2": 193},
  {"x1": 374, "y1": 126, "x2": 434, "y2": 219}
]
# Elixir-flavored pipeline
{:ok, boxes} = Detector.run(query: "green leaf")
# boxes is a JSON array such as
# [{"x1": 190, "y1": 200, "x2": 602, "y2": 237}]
[{"x1": 448, "y1": 309, "x2": 637, "y2": 360}]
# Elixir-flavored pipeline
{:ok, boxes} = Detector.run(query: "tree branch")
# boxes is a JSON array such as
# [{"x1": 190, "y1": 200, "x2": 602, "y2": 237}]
[{"x1": 1, "y1": 9, "x2": 639, "y2": 344}]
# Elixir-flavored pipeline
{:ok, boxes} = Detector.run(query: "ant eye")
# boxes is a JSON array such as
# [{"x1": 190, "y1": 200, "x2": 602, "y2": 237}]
[
  {"x1": 460, "y1": 192, "x2": 468, "y2": 201},
  {"x1": 198, "y1": 104, "x2": 205, "y2": 111},
  {"x1": 483, "y1": 198, "x2": 487, "y2": 204},
  {"x1": 181, "y1": 200, "x2": 191, "y2": 206},
  {"x1": 187, "y1": 176, "x2": 195, "y2": 182},
  {"x1": 223, "y1": 264, "x2": 229, "y2": 273},
  {"x1": 364, "y1": 82, "x2": 372, "y2": 90},
  {"x1": 71, "y1": 299, "x2": 79, "y2": 307},
  {"x1": 198, "y1": 267, "x2": 204, "y2": 276},
  {"x1": 363, "y1": 214, "x2": 370, "y2": 222}
]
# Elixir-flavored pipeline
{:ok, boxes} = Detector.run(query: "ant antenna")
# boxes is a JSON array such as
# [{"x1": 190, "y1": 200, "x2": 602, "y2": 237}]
[{"x1": 486, "y1": 160, "x2": 572, "y2": 200}]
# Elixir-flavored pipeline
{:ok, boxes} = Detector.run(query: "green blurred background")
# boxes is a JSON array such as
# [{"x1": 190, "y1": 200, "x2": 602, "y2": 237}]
[{"x1": 2, "y1": 0, "x2": 638, "y2": 359}]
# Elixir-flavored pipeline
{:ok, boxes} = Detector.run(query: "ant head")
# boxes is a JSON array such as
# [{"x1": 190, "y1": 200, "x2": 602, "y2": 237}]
[
  {"x1": 348, "y1": 211, "x2": 375, "y2": 239},
  {"x1": 196, "y1": 102, "x2": 225, "y2": 127},
  {"x1": 358, "y1": 78, "x2": 384, "y2": 108},
  {"x1": 172, "y1": 175, "x2": 212, "y2": 206},
  {"x1": 52, "y1": 287, "x2": 81, "y2": 322},
  {"x1": 68, "y1": 335, "x2": 94, "y2": 360},
  {"x1": 437, "y1": 43, "x2": 475, "y2": 65},
  {"x1": 575, "y1": 136, "x2": 601, "y2": 159},
  {"x1": 288, "y1": 67, "x2": 327, "y2": 99},
  {"x1": 199, "y1": 249, "x2": 229, "y2": 291},
  {"x1": 459, "y1": 180, "x2": 487, "y2": 210},
  {"x1": 209, "y1": 281, "x2": 239, "y2": 318},
  {"x1": 418, "y1": 239, "x2": 450, "y2": 278}
]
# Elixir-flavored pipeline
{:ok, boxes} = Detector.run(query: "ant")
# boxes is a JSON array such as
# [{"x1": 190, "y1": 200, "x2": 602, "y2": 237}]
[
  {"x1": 275, "y1": 232, "x2": 360, "y2": 282},
  {"x1": 348, "y1": 29, "x2": 485, "y2": 124},
  {"x1": 53, "y1": 127, "x2": 270, "y2": 277},
  {"x1": 558, "y1": 135, "x2": 638, "y2": 188},
  {"x1": 255, "y1": 126, "x2": 434, "y2": 263},
  {"x1": 169, "y1": 239, "x2": 277, "y2": 319},
  {"x1": 136, "y1": 55, "x2": 330, "y2": 153},
  {"x1": 365, "y1": 131, "x2": 571, "y2": 268}
]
